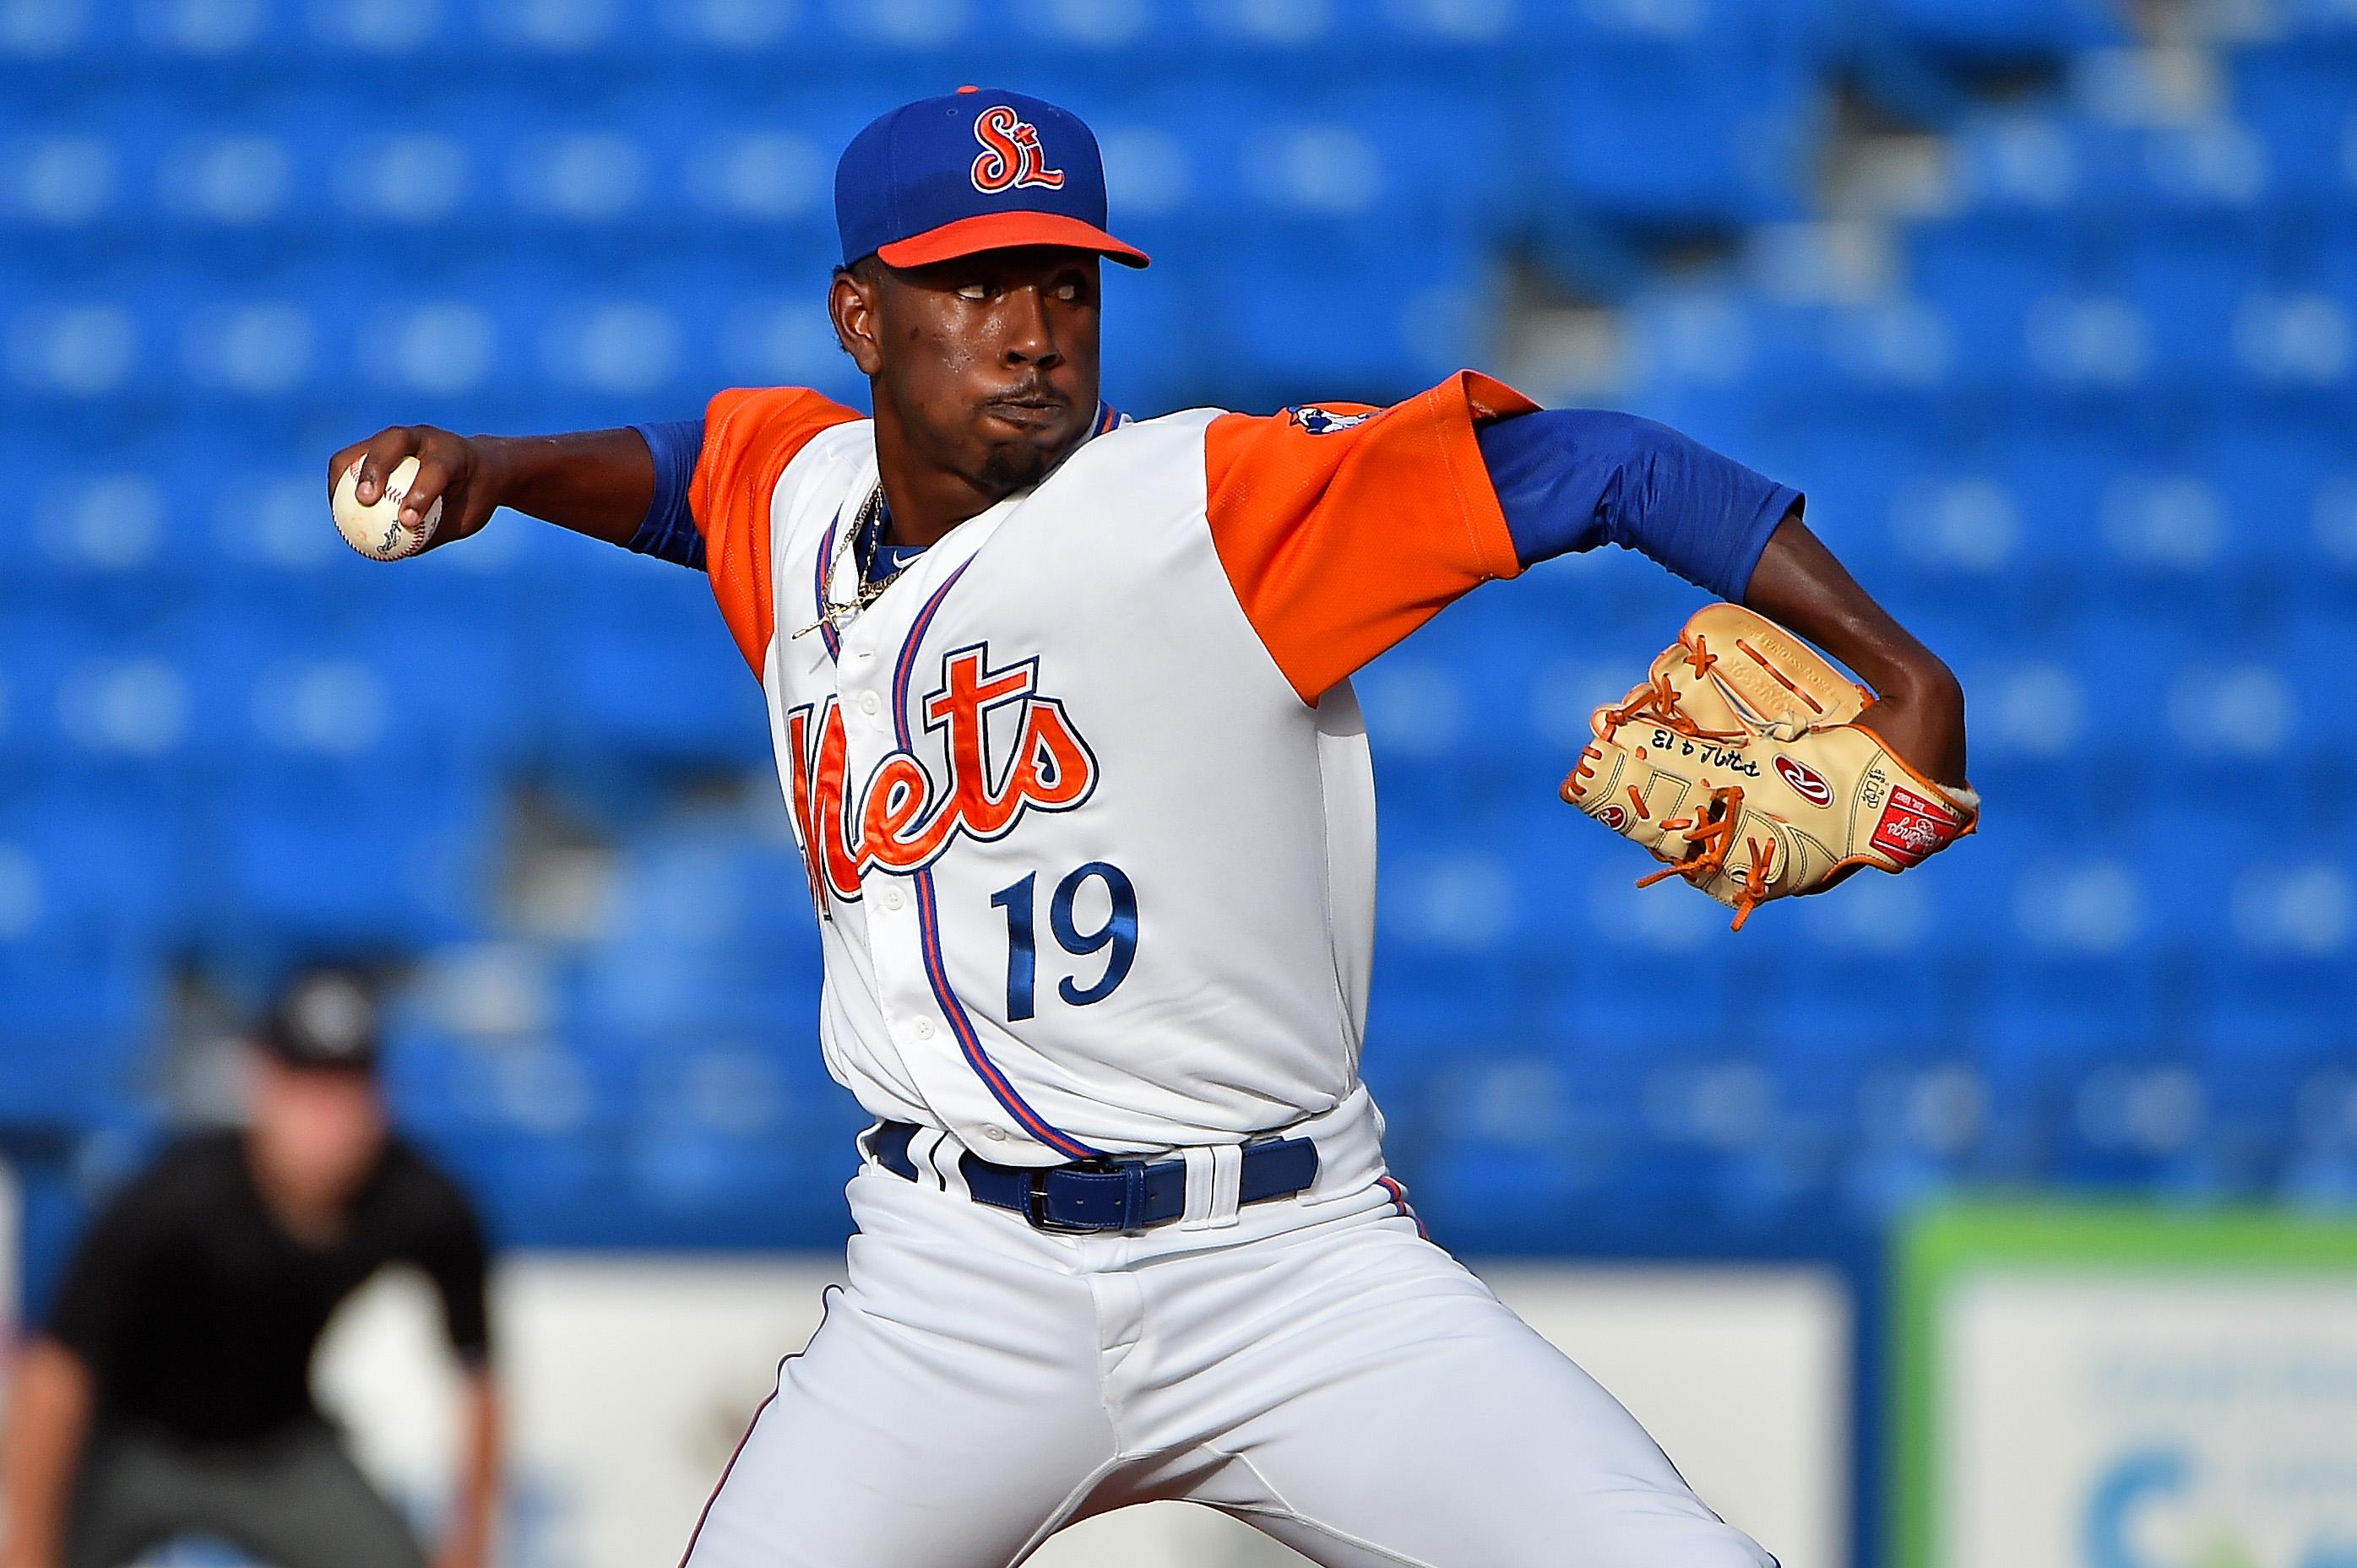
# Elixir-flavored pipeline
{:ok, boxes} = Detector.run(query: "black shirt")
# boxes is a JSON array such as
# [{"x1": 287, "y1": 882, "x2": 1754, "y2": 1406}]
[{"x1": 46, "y1": 1131, "x2": 491, "y2": 1447}]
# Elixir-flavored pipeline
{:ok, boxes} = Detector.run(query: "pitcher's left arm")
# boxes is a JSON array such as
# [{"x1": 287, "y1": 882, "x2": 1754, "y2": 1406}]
[{"x1": 1475, "y1": 407, "x2": 1965, "y2": 789}]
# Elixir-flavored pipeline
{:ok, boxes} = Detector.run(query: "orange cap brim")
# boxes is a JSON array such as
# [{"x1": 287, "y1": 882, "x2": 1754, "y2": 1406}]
[{"x1": 877, "y1": 211, "x2": 1150, "y2": 269}]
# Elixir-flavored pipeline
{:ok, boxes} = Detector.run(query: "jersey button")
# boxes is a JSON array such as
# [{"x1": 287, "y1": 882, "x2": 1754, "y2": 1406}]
[
  {"x1": 981, "y1": 1126, "x2": 1008, "y2": 1142},
  {"x1": 915, "y1": 1019, "x2": 936, "y2": 1040},
  {"x1": 859, "y1": 692, "x2": 881, "y2": 715},
  {"x1": 882, "y1": 887, "x2": 905, "y2": 912}
]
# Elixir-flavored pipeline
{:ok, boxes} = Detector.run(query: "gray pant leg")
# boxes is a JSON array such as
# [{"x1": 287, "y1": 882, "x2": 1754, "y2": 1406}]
[
  {"x1": 64, "y1": 1427, "x2": 425, "y2": 1568},
  {"x1": 202, "y1": 1426, "x2": 426, "y2": 1568},
  {"x1": 60, "y1": 1439, "x2": 180, "y2": 1568}
]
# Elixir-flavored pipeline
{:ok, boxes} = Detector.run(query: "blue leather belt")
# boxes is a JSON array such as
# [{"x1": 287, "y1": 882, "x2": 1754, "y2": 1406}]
[{"x1": 866, "y1": 1122, "x2": 1321, "y2": 1234}]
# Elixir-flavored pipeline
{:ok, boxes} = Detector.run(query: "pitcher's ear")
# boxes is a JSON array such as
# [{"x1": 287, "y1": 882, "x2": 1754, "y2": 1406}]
[{"x1": 829, "y1": 263, "x2": 885, "y2": 376}]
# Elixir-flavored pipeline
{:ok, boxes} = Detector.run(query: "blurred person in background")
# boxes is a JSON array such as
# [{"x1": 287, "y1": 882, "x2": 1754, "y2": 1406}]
[{"x1": 0, "y1": 972, "x2": 501, "y2": 1568}]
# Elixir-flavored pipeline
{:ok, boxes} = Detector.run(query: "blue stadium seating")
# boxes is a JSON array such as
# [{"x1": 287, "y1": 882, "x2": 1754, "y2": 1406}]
[
  {"x1": 8, "y1": 0, "x2": 2357, "y2": 1245},
  {"x1": 200, "y1": 760, "x2": 498, "y2": 956},
  {"x1": 2232, "y1": 43, "x2": 2357, "y2": 210},
  {"x1": 1537, "y1": 35, "x2": 1821, "y2": 237},
  {"x1": 0, "y1": 937, "x2": 159, "y2": 1123},
  {"x1": 1859, "y1": 0, "x2": 2122, "y2": 64}
]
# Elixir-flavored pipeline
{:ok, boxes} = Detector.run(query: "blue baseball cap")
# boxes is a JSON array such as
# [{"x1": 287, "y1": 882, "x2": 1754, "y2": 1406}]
[{"x1": 835, "y1": 86, "x2": 1149, "y2": 271}]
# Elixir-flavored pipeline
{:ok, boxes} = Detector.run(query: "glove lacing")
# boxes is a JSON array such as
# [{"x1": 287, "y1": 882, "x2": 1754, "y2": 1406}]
[
  {"x1": 1637, "y1": 807, "x2": 1776, "y2": 930},
  {"x1": 1599, "y1": 636, "x2": 1780, "y2": 930},
  {"x1": 1595, "y1": 672, "x2": 1749, "y2": 747}
]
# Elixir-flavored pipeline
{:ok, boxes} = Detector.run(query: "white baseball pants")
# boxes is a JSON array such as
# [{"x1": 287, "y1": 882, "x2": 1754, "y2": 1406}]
[{"x1": 680, "y1": 1090, "x2": 1776, "y2": 1568}]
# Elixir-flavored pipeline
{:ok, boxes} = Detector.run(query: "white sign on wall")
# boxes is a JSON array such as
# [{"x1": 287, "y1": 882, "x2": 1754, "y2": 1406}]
[
  {"x1": 1946, "y1": 1278, "x2": 2357, "y2": 1568},
  {"x1": 1898, "y1": 1205, "x2": 2357, "y2": 1568},
  {"x1": 317, "y1": 1255, "x2": 1849, "y2": 1568}
]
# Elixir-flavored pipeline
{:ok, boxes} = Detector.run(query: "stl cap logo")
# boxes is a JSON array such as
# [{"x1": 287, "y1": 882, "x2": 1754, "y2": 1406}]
[{"x1": 971, "y1": 106, "x2": 1067, "y2": 193}]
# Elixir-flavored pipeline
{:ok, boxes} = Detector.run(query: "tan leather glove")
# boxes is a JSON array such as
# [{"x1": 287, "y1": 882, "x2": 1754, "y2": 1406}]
[{"x1": 1561, "y1": 604, "x2": 1980, "y2": 930}]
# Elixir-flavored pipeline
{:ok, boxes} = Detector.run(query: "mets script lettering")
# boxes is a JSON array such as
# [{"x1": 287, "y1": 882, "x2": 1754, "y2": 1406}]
[{"x1": 787, "y1": 647, "x2": 1098, "y2": 903}]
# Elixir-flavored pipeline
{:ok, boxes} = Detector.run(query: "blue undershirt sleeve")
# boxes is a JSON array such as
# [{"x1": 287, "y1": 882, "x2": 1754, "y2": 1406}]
[
  {"x1": 1475, "y1": 409, "x2": 1800, "y2": 602},
  {"x1": 626, "y1": 419, "x2": 708, "y2": 571}
]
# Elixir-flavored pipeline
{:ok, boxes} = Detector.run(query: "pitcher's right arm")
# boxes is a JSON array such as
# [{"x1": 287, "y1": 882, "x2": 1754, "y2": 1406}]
[
  {"x1": 323, "y1": 423, "x2": 686, "y2": 557},
  {"x1": 329, "y1": 392, "x2": 863, "y2": 676}
]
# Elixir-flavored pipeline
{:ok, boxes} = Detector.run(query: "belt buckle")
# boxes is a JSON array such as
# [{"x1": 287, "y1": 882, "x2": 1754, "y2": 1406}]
[
  {"x1": 1024, "y1": 1169, "x2": 1103, "y2": 1234},
  {"x1": 1024, "y1": 1158, "x2": 1152, "y2": 1234}
]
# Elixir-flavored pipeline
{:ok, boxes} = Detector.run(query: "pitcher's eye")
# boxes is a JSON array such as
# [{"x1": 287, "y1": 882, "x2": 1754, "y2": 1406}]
[
  {"x1": 956, "y1": 281, "x2": 989, "y2": 301},
  {"x1": 1052, "y1": 280, "x2": 1079, "y2": 301}
]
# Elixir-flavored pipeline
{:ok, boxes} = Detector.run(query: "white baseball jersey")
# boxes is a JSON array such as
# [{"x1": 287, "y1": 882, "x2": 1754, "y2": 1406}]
[
  {"x1": 676, "y1": 372, "x2": 1779, "y2": 1568},
  {"x1": 687, "y1": 372, "x2": 1540, "y2": 1164}
]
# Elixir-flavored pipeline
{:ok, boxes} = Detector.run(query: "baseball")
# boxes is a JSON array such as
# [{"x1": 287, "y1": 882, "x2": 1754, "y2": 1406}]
[{"x1": 331, "y1": 455, "x2": 442, "y2": 561}]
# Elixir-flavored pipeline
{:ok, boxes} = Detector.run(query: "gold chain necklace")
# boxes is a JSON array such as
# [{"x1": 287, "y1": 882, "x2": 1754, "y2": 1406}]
[{"x1": 793, "y1": 484, "x2": 893, "y2": 640}]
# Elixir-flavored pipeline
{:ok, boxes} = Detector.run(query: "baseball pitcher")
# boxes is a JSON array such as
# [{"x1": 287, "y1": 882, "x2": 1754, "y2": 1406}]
[{"x1": 329, "y1": 88, "x2": 1973, "y2": 1568}]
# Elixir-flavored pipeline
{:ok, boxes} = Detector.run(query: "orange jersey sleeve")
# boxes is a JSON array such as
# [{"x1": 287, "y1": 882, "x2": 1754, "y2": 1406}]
[
  {"x1": 1203, "y1": 370, "x2": 1540, "y2": 703},
  {"x1": 688, "y1": 387, "x2": 863, "y2": 675}
]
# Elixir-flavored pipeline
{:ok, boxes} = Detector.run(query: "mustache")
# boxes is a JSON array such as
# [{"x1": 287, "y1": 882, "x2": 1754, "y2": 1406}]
[{"x1": 981, "y1": 382, "x2": 1070, "y2": 408}]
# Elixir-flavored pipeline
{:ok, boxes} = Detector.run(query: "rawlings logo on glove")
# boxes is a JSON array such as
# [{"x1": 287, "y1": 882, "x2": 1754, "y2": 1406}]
[{"x1": 1561, "y1": 604, "x2": 1979, "y2": 930}]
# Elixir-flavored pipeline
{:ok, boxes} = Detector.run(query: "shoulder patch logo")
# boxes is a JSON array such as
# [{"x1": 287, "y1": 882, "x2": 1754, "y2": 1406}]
[
  {"x1": 971, "y1": 106, "x2": 1066, "y2": 194},
  {"x1": 1285, "y1": 405, "x2": 1374, "y2": 436}
]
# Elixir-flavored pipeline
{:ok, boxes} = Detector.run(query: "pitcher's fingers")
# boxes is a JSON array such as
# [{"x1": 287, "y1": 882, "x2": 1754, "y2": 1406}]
[
  {"x1": 356, "y1": 427, "x2": 426, "y2": 507},
  {"x1": 397, "y1": 448, "x2": 462, "y2": 530},
  {"x1": 326, "y1": 441, "x2": 371, "y2": 505}
]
